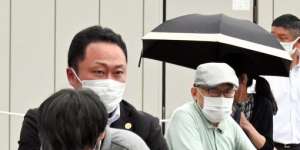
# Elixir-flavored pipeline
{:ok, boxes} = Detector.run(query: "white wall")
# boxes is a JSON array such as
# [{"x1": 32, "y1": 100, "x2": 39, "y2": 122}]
[
  {"x1": 274, "y1": 0, "x2": 300, "y2": 20},
  {"x1": 100, "y1": 0, "x2": 144, "y2": 109},
  {"x1": 258, "y1": 0, "x2": 273, "y2": 31},
  {"x1": 1, "y1": 0, "x2": 300, "y2": 149},
  {"x1": 55, "y1": 0, "x2": 99, "y2": 91},
  {"x1": 10, "y1": 1, "x2": 55, "y2": 150},
  {"x1": 0, "y1": 0, "x2": 10, "y2": 149},
  {"x1": 143, "y1": 0, "x2": 163, "y2": 118}
]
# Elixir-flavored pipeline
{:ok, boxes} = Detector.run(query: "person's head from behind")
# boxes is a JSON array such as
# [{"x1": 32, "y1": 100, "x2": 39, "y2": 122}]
[
  {"x1": 38, "y1": 89, "x2": 108, "y2": 150},
  {"x1": 272, "y1": 14, "x2": 300, "y2": 53},
  {"x1": 234, "y1": 73, "x2": 278, "y2": 115},
  {"x1": 66, "y1": 25, "x2": 127, "y2": 113},
  {"x1": 191, "y1": 63, "x2": 239, "y2": 125},
  {"x1": 272, "y1": 14, "x2": 300, "y2": 42},
  {"x1": 254, "y1": 76, "x2": 278, "y2": 115}
]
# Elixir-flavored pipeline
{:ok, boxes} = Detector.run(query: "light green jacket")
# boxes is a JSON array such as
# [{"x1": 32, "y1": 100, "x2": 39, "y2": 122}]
[{"x1": 165, "y1": 101, "x2": 256, "y2": 150}]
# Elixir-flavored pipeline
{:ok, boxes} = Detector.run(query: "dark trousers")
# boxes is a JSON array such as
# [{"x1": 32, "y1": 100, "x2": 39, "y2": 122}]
[{"x1": 275, "y1": 142, "x2": 300, "y2": 150}]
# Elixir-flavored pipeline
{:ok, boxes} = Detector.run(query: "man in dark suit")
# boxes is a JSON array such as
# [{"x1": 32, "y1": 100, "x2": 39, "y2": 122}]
[{"x1": 18, "y1": 25, "x2": 168, "y2": 150}]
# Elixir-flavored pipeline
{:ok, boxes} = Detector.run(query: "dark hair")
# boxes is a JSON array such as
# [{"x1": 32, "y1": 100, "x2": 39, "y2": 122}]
[
  {"x1": 254, "y1": 77, "x2": 278, "y2": 115},
  {"x1": 38, "y1": 88, "x2": 108, "y2": 150},
  {"x1": 272, "y1": 14, "x2": 300, "y2": 27},
  {"x1": 68, "y1": 25, "x2": 127, "y2": 73},
  {"x1": 241, "y1": 75, "x2": 278, "y2": 115},
  {"x1": 272, "y1": 14, "x2": 300, "y2": 39}
]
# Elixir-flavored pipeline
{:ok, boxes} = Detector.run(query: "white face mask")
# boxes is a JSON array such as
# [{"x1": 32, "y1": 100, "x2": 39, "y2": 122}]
[
  {"x1": 201, "y1": 96, "x2": 233, "y2": 123},
  {"x1": 280, "y1": 37, "x2": 299, "y2": 55},
  {"x1": 71, "y1": 69, "x2": 126, "y2": 113}
]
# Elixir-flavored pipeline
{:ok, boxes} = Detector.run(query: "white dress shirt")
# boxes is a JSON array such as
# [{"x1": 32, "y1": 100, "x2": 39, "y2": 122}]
[
  {"x1": 107, "y1": 104, "x2": 121, "y2": 125},
  {"x1": 264, "y1": 64, "x2": 300, "y2": 144}
]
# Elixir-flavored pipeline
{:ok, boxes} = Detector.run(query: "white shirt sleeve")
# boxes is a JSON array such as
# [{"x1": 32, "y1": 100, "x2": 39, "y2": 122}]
[{"x1": 290, "y1": 66, "x2": 300, "y2": 102}]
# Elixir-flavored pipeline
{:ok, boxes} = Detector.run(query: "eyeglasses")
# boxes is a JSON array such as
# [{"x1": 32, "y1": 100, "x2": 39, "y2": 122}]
[{"x1": 195, "y1": 85, "x2": 236, "y2": 98}]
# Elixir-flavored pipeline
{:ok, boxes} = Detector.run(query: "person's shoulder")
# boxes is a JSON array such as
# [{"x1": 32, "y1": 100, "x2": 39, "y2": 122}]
[
  {"x1": 120, "y1": 100, "x2": 158, "y2": 122},
  {"x1": 119, "y1": 100, "x2": 168, "y2": 150},
  {"x1": 18, "y1": 108, "x2": 41, "y2": 149},
  {"x1": 226, "y1": 117, "x2": 256, "y2": 150},
  {"x1": 25, "y1": 108, "x2": 39, "y2": 117},
  {"x1": 254, "y1": 95, "x2": 273, "y2": 109},
  {"x1": 168, "y1": 101, "x2": 199, "y2": 124},
  {"x1": 178, "y1": 101, "x2": 195, "y2": 110},
  {"x1": 225, "y1": 116, "x2": 241, "y2": 130},
  {"x1": 110, "y1": 128, "x2": 150, "y2": 150},
  {"x1": 110, "y1": 128, "x2": 144, "y2": 141},
  {"x1": 22, "y1": 108, "x2": 39, "y2": 125},
  {"x1": 172, "y1": 101, "x2": 197, "y2": 116}
]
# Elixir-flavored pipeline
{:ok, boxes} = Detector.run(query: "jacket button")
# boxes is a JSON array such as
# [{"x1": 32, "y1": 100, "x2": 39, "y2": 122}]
[{"x1": 125, "y1": 122, "x2": 132, "y2": 129}]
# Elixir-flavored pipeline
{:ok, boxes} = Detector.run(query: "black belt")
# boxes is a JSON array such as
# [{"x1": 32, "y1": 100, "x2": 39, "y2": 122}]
[{"x1": 274, "y1": 142, "x2": 300, "y2": 149}]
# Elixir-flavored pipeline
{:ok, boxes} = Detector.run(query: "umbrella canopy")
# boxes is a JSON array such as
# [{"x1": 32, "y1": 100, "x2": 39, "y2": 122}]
[{"x1": 141, "y1": 14, "x2": 291, "y2": 76}]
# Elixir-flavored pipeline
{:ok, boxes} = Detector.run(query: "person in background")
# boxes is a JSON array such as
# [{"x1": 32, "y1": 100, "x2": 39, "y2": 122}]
[
  {"x1": 18, "y1": 26, "x2": 168, "y2": 150},
  {"x1": 268, "y1": 14, "x2": 300, "y2": 150},
  {"x1": 272, "y1": 14, "x2": 300, "y2": 68},
  {"x1": 39, "y1": 88, "x2": 149, "y2": 150},
  {"x1": 233, "y1": 74, "x2": 277, "y2": 150},
  {"x1": 165, "y1": 63, "x2": 256, "y2": 150}
]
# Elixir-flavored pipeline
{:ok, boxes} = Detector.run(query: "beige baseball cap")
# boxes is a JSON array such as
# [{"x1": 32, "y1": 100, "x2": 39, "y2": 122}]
[{"x1": 194, "y1": 62, "x2": 239, "y2": 87}]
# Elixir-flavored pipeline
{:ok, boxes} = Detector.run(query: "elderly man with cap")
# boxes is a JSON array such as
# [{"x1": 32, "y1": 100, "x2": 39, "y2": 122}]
[{"x1": 165, "y1": 63, "x2": 256, "y2": 150}]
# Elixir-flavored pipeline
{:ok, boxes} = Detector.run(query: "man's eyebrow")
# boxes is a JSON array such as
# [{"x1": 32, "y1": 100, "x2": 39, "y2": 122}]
[
  {"x1": 94, "y1": 61, "x2": 107, "y2": 66},
  {"x1": 114, "y1": 65, "x2": 126, "y2": 69},
  {"x1": 94, "y1": 61, "x2": 125, "y2": 69}
]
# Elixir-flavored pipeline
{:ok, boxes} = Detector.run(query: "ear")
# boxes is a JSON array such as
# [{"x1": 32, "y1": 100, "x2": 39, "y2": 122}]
[
  {"x1": 66, "y1": 68, "x2": 80, "y2": 89},
  {"x1": 192, "y1": 87, "x2": 204, "y2": 107},
  {"x1": 191, "y1": 87, "x2": 197, "y2": 97}
]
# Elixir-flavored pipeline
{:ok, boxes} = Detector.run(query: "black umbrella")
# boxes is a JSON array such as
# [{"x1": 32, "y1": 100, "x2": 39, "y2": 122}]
[{"x1": 140, "y1": 14, "x2": 291, "y2": 76}]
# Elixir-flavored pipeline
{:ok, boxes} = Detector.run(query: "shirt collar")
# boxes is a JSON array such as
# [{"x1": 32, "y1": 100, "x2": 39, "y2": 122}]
[{"x1": 107, "y1": 104, "x2": 120, "y2": 125}]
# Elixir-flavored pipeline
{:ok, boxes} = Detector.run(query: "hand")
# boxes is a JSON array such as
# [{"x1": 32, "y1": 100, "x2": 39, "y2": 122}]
[
  {"x1": 234, "y1": 74, "x2": 248, "y2": 102},
  {"x1": 296, "y1": 48, "x2": 300, "y2": 62},
  {"x1": 239, "y1": 112, "x2": 251, "y2": 131},
  {"x1": 239, "y1": 112, "x2": 266, "y2": 149},
  {"x1": 240, "y1": 112, "x2": 266, "y2": 149},
  {"x1": 291, "y1": 49, "x2": 300, "y2": 68}
]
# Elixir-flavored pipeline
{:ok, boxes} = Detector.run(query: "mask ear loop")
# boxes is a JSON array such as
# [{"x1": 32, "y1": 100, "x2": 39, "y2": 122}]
[
  {"x1": 194, "y1": 86, "x2": 206, "y2": 108},
  {"x1": 69, "y1": 68, "x2": 83, "y2": 84}
]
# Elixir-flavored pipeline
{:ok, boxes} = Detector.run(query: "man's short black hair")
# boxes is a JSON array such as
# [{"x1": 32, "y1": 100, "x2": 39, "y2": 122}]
[
  {"x1": 68, "y1": 25, "x2": 127, "y2": 73},
  {"x1": 288, "y1": 21, "x2": 300, "y2": 38},
  {"x1": 38, "y1": 88, "x2": 108, "y2": 150},
  {"x1": 272, "y1": 14, "x2": 299, "y2": 28},
  {"x1": 272, "y1": 14, "x2": 300, "y2": 39}
]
